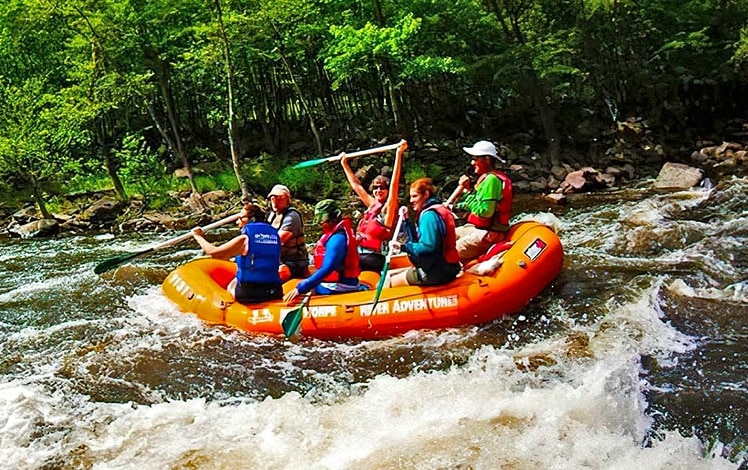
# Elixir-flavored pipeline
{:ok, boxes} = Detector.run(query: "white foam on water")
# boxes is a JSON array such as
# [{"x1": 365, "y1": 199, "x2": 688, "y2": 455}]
[{"x1": 0, "y1": 279, "x2": 739, "y2": 469}]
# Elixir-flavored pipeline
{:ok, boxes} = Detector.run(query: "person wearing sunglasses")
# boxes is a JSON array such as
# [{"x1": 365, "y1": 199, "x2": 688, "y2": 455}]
[
  {"x1": 340, "y1": 142, "x2": 406, "y2": 272},
  {"x1": 191, "y1": 203, "x2": 283, "y2": 303}
]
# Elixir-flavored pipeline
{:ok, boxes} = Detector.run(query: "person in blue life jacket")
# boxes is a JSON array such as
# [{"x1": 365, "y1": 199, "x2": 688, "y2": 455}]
[
  {"x1": 191, "y1": 203, "x2": 283, "y2": 303},
  {"x1": 283, "y1": 199, "x2": 364, "y2": 305},
  {"x1": 388, "y1": 178, "x2": 461, "y2": 287}
]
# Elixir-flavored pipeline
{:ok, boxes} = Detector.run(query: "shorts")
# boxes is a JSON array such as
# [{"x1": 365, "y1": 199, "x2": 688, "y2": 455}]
[
  {"x1": 404, "y1": 263, "x2": 461, "y2": 286},
  {"x1": 315, "y1": 282, "x2": 369, "y2": 295},
  {"x1": 455, "y1": 224, "x2": 507, "y2": 263},
  {"x1": 234, "y1": 282, "x2": 283, "y2": 303},
  {"x1": 359, "y1": 251, "x2": 385, "y2": 273}
]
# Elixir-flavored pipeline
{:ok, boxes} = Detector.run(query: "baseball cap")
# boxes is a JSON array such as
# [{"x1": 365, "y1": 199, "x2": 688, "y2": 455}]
[
  {"x1": 267, "y1": 184, "x2": 291, "y2": 198},
  {"x1": 313, "y1": 199, "x2": 341, "y2": 223},
  {"x1": 463, "y1": 140, "x2": 506, "y2": 163}
]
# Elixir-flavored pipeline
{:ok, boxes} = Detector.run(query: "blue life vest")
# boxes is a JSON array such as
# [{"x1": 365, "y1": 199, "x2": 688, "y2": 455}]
[{"x1": 236, "y1": 222, "x2": 282, "y2": 285}]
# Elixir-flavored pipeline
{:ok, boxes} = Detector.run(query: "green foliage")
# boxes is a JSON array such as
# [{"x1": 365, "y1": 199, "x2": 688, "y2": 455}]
[
  {"x1": 323, "y1": 13, "x2": 463, "y2": 88},
  {"x1": 734, "y1": 27, "x2": 748, "y2": 66},
  {"x1": 403, "y1": 159, "x2": 444, "y2": 187},
  {"x1": 1, "y1": 0, "x2": 748, "y2": 214},
  {"x1": 194, "y1": 171, "x2": 240, "y2": 193},
  {"x1": 117, "y1": 134, "x2": 164, "y2": 196}
]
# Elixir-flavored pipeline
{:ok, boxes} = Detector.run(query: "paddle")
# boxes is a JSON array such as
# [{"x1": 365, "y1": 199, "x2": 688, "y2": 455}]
[
  {"x1": 292, "y1": 140, "x2": 405, "y2": 169},
  {"x1": 93, "y1": 212, "x2": 242, "y2": 274},
  {"x1": 282, "y1": 291, "x2": 311, "y2": 337},
  {"x1": 444, "y1": 184, "x2": 466, "y2": 207},
  {"x1": 369, "y1": 207, "x2": 407, "y2": 314}
]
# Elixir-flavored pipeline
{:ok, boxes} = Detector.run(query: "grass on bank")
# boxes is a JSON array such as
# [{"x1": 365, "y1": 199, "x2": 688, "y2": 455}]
[{"x1": 0, "y1": 151, "x2": 450, "y2": 217}]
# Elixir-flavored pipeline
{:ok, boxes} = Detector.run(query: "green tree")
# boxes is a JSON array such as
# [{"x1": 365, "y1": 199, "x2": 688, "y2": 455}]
[{"x1": 0, "y1": 79, "x2": 90, "y2": 218}]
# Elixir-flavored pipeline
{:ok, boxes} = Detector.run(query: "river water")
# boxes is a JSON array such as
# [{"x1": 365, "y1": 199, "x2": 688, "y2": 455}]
[{"x1": 1, "y1": 177, "x2": 746, "y2": 469}]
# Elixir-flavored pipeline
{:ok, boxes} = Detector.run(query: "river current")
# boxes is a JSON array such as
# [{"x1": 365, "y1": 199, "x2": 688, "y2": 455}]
[{"x1": 0, "y1": 176, "x2": 746, "y2": 469}]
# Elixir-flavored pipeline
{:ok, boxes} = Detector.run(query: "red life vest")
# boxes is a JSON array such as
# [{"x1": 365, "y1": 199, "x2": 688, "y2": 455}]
[
  {"x1": 422, "y1": 204, "x2": 460, "y2": 264},
  {"x1": 466, "y1": 170, "x2": 513, "y2": 232},
  {"x1": 313, "y1": 218, "x2": 361, "y2": 282},
  {"x1": 356, "y1": 200, "x2": 392, "y2": 252}
]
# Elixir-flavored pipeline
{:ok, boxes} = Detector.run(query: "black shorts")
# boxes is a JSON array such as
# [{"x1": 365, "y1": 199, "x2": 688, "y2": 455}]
[
  {"x1": 359, "y1": 251, "x2": 385, "y2": 272},
  {"x1": 234, "y1": 282, "x2": 283, "y2": 304},
  {"x1": 404, "y1": 263, "x2": 461, "y2": 286}
]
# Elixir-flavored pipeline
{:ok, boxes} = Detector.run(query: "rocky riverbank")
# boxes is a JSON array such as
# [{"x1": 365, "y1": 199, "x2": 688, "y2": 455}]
[{"x1": 2, "y1": 138, "x2": 746, "y2": 240}]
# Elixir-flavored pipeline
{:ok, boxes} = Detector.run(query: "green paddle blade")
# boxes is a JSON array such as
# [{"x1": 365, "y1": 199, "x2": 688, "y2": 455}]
[
  {"x1": 282, "y1": 293, "x2": 310, "y2": 337},
  {"x1": 94, "y1": 248, "x2": 154, "y2": 274},
  {"x1": 369, "y1": 259, "x2": 390, "y2": 313},
  {"x1": 292, "y1": 159, "x2": 327, "y2": 169}
]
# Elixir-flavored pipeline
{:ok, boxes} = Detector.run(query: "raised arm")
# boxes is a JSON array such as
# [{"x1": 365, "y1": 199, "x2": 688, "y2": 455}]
[
  {"x1": 341, "y1": 154, "x2": 375, "y2": 207},
  {"x1": 383, "y1": 140, "x2": 407, "y2": 228}
]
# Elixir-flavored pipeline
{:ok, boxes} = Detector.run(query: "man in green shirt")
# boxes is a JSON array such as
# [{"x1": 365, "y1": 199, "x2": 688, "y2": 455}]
[{"x1": 454, "y1": 140, "x2": 514, "y2": 263}]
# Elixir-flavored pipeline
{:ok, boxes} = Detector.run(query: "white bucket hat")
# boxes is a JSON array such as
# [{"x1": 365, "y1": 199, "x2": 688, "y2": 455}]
[{"x1": 463, "y1": 140, "x2": 506, "y2": 163}]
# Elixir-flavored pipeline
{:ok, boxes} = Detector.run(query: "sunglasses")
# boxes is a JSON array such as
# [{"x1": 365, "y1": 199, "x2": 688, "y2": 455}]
[{"x1": 371, "y1": 185, "x2": 388, "y2": 191}]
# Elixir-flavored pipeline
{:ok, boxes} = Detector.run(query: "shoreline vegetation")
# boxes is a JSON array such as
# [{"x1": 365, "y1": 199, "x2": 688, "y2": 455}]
[
  {"x1": 2, "y1": 134, "x2": 746, "y2": 240},
  {"x1": 2, "y1": 0, "x2": 748, "y2": 237}
]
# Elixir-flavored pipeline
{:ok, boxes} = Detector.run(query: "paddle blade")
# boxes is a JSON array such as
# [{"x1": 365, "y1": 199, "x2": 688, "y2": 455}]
[
  {"x1": 282, "y1": 293, "x2": 310, "y2": 337},
  {"x1": 369, "y1": 259, "x2": 390, "y2": 313},
  {"x1": 292, "y1": 159, "x2": 326, "y2": 169},
  {"x1": 93, "y1": 248, "x2": 153, "y2": 275}
]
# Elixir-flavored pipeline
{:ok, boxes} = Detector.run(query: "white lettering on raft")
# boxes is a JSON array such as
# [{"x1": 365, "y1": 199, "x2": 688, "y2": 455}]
[
  {"x1": 360, "y1": 294, "x2": 459, "y2": 317},
  {"x1": 307, "y1": 305, "x2": 337, "y2": 318},
  {"x1": 248, "y1": 309, "x2": 274, "y2": 324},
  {"x1": 275, "y1": 305, "x2": 338, "y2": 322}
]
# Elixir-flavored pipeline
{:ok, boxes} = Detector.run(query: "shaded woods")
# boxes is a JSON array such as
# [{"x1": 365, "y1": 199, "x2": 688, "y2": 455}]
[{"x1": 1, "y1": 0, "x2": 747, "y2": 220}]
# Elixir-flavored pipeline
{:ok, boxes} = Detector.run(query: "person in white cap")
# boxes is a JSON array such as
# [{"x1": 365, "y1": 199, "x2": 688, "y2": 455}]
[
  {"x1": 454, "y1": 140, "x2": 513, "y2": 263},
  {"x1": 266, "y1": 184, "x2": 309, "y2": 279}
]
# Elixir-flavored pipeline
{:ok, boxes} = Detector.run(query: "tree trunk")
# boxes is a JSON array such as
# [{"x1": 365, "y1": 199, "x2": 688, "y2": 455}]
[
  {"x1": 156, "y1": 61, "x2": 200, "y2": 194},
  {"x1": 103, "y1": 144, "x2": 128, "y2": 200},
  {"x1": 214, "y1": 0, "x2": 250, "y2": 201},
  {"x1": 29, "y1": 174, "x2": 52, "y2": 220},
  {"x1": 271, "y1": 24, "x2": 324, "y2": 156},
  {"x1": 97, "y1": 116, "x2": 127, "y2": 200}
]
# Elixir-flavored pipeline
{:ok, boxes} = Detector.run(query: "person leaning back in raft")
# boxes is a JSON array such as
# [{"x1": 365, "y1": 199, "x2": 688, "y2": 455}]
[
  {"x1": 283, "y1": 199, "x2": 365, "y2": 305},
  {"x1": 191, "y1": 202, "x2": 283, "y2": 303},
  {"x1": 454, "y1": 140, "x2": 513, "y2": 264},
  {"x1": 339, "y1": 142, "x2": 405, "y2": 273}
]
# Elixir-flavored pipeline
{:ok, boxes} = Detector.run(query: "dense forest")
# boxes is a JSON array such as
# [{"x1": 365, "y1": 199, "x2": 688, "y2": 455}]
[{"x1": 1, "y1": 0, "x2": 747, "y2": 218}]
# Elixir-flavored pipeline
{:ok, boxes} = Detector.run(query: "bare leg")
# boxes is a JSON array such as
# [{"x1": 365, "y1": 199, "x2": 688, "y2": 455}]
[{"x1": 389, "y1": 270, "x2": 410, "y2": 287}]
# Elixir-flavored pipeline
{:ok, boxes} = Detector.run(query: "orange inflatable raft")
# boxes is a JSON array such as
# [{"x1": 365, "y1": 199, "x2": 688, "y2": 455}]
[{"x1": 162, "y1": 221, "x2": 563, "y2": 340}]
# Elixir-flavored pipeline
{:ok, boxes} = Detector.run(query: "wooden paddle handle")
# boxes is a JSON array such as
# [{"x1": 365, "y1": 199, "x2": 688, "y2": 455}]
[
  {"x1": 444, "y1": 185, "x2": 465, "y2": 207},
  {"x1": 152, "y1": 212, "x2": 242, "y2": 251}
]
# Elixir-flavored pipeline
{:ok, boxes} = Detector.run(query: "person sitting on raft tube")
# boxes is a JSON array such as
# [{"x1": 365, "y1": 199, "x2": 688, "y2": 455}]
[
  {"x1": 454, "y1": 140, "x2": 513, "y2": 264},
  {"x1": 284, "y1": 199, "x2": 364, "y2": 305},
  {"x1": 191, "y1": 203, "x2": 283, "y2": 303},
  {"x1": 388, "y1": 178, "x2": 461, "y2": 287},
  {"x1": 339, "y1": 142, "x2": 405, "y2": 272},
  {"x1": 266, "y1": 184, "x2": 309, "y2": 281}
]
